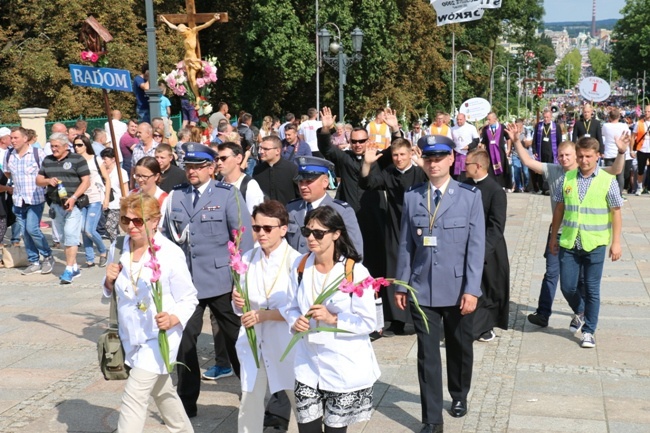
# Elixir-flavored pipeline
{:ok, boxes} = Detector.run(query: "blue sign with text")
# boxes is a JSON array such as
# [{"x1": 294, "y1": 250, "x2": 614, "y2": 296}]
[{"x1": 69, "y1": 65, "x2": 133, "y2": 92}]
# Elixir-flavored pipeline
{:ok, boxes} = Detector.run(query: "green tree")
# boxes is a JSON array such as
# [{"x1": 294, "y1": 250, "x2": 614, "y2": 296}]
[
  {"x1": 588, "y1": 48, "x2": 617, "y2": 82},
  {"x1": 611, "y1": 0, "x2": 650, "y2": 80},
  {"x1": 556, "y1": 49, "x2": 581, "y2": 90}
]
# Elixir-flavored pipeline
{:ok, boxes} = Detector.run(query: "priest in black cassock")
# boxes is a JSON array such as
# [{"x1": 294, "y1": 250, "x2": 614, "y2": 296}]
[
  {"x1": 359, "y1": 137, "x2": 428, "y2": 336},
  {"x1": 464, "y1": 148, "x2": 510, "y2": 342},
  {"x1": 472, "y1": 112, "x2": 512, "y2": 190}
]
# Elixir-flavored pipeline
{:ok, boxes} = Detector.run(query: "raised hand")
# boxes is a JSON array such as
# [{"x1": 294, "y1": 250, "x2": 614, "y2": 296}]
[
  {"x1": 615, "y1": 130, "x2": 630, "y2": 154},
  {"x1": 363, "y1": 143, "x2": 382, "y2": 165},
  {"x1": 320, "y1": 107, "x2": 336, "y2": 130},
  {"x1": 384, "y1": 108, "x2": 399, "y2": 131}
]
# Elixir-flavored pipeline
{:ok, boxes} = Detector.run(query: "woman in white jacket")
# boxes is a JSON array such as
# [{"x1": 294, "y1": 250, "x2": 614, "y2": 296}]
[
  {"x1": 103, "y1": 192, "x2": 198, "y2": 433},
  {"x1": 286, "y1": 206, "x2": 380, "y2": 433},
  {"x1": 233, "y1": 200, "x2": 302, "y2": 432}
]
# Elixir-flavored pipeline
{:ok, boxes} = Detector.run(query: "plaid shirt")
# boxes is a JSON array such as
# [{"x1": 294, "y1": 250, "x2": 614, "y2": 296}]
[
  {"x1": 5, "y1": 146, "x2": 46, "y2": 206},
  {"x1": 554, "y1": 166, "x2": 623, "y2": 249},
  {"x1": 131, "y1": 141, "x2": 158, "y2": 168}
]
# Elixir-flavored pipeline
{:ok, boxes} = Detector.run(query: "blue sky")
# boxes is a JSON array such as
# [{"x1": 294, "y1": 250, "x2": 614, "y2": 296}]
[{"x1": 543, "y1": 0, "x2": 624, "y2": 23}]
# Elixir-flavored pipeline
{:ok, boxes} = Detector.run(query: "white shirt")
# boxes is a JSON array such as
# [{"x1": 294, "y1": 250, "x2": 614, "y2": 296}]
[
  {"x1": 601, "y1": 122, "x2": 629, "y2": 159},
  {"x1": 451, "y1": 123, "x2": 480, "y2": 155},
  {"x1": 104, "y1": 119, "x2": 128, "y2": 146},
  {"x1": 633, "y1": 121, "x2": 650, "y2": 153},
  {"x1": 286, "y1": 255, "x2": 381, "y2": 392},
  {"x1": 107, "y1": 166, "x2": 129, "y2": 210},
  {"x1": 229, "y1": 174, "x2": 265, "y2": 215},
  {"x1": 102, "y1": 233, "x2": 198, "y2": 374},
  {"x1": 298, "y1": 119, "x2": 323, "y2": 152},
  {"x1": 235, "y1": 241, "x2": 302, "y2": 393}
]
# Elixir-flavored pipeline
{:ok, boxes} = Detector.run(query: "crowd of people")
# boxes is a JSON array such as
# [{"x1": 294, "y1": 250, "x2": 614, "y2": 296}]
[{"x1": 0, "y1": 97, "x2": 633, "y2": 433}]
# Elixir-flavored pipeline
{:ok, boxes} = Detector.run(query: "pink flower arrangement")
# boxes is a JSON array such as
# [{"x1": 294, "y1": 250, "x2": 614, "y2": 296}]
[
  {"x1": 161, "y1": 56, "x2": 218, "y2": 106},
  {"x1": 79, "y1": 50, "x2": 106, "y2": 66}
]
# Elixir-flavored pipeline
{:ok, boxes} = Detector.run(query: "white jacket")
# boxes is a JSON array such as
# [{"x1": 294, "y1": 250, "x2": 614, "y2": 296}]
[
  {"x1": 286, "y1": 254, "x2": 381, "y2": 393},
  {"x1": 103, "y1": 232, "x2": 198, "y2": 374}
]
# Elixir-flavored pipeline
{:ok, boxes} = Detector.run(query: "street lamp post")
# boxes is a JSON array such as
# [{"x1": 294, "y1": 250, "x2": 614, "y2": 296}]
[
  {"x1": 450, "y1": 32, "x2": 473, "y2": 116},
  {"x1": 490, "y1": 63, "x2": 507, "y2": 109},
  {"x1": 318, "y1": 24, "x2": 363, "y2": 122},
  {"x1": 508, "y1": 69, "x2": 521, "y2": 118},
  {"x1": 565, "y1": 63, "x2": 574, "y2": 92}
]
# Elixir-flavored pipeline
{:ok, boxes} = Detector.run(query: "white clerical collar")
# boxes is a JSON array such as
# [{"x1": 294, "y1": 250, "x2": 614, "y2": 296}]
[
  {"x1": 396, "y1": 163, "x2": 413, "y2": 174},
  {"x1": 473, "y1": 174, "x2": 489, "y2": 183}
]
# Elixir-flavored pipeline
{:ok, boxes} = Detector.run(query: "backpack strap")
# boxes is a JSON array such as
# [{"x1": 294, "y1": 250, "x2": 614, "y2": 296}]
[
  {"x1": 344, "y1": 258, "x2": 354, "y2": 282},
  {"x1": 296, "y1": 253, "x2": 310, "y2": 286}
]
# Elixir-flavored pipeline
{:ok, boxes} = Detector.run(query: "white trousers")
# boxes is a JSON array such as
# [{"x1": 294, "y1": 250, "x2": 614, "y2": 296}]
[
  {"x1": 118, "y1": 367, "x2": 194, "y2": 433},
  {"x1": 238, "y1": 357, "x2": 296, "y2": 433}
]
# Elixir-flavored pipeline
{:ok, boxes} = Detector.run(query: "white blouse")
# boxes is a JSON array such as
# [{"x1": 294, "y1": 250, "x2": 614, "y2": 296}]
[
  {"x1": 235, "y1": 240, "x2": 302, "y2": 393},
  {"x1": 286, "y1": 254, "x2": 381, "y2": 393},
  {"x1": 102, "y1": 232, "x2": 198, "y2": 374}
]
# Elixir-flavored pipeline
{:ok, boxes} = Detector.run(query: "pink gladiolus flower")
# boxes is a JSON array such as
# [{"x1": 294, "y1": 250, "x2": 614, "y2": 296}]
[
  {"x1": 339, "y1": 279, "x2": 355, "y2": 294},
  {"x1": 374, "y1": 277, "x2": 391, "y2": 291},
  {"x1": 145, "y1": 258, "x2": 162, "y2": 283},
  {"x1": 231, "y1": 229, "x2": 238, "y2": 239},
  {"x1": 240, "y1": 226, "x2": 246, "y2": 234},
  {"x1": 230, "y1": 254, "x2": 248, "y2": 275},
  {"x1": 228, "y1": 240, "x2": 238, "y2": 256},
  {"x1": 90, "y1": 53, "x2": 99, "y2": 63}
]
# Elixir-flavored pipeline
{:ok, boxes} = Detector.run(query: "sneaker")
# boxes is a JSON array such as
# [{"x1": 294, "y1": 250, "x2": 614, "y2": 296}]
[
  {"x1": 478, "y1": 329, "x2": 496, "y2": 342},
  {"x1": 527, "y1": 312, "x2": 549, "y2": 327},
  {"x1": 202, "y1": 365, "x2": 233, "y2": 380},
  {"x1": 569, "y1": 314, "x2": 584, "y2": 333},
  {"x1": 581, "y1": 332, "x2": 596, "y2": 348},
  {"x1": 60, "y1": 269, "x2": 74, "y2": 284},
  {"x1": 98, "y1": 254, "x2": 108, "y2": 268},
  {"x1": 41, "y1": 256, "x2": 55, "y2": 275},
  {"x1": 643, "y1": 188, "x2": 649, "y2": 195},
  {"x1": 21, "y1": 262, "x2": 42, "y2": 275},
  {"x1": 636, "y1": 188, "x2": 642, "y2": 196},
  {"x1": 72, "y1": 268, "x2": 81, "y2": 279}
]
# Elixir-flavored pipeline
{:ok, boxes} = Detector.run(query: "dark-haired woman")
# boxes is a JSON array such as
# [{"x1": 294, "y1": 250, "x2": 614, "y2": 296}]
[
  {"x1": 286, "y1": 205, "x2": 380, "y2": 433},
  {"x1": 73, "y1": 135, "x2": 110, "y2": 267},
  {"x1": 131, "y1": 156, "x2": 168, "y2": 208},
  {"x1": 232, "y1": 200, "x2": 302, "y2": 432}
]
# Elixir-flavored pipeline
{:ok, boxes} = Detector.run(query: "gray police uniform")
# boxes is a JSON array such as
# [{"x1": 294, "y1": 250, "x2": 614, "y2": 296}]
[
  {"x1": 285, "y1": 194, "x2": 364, "y2": 256},
  {"x1": 396, "y1": 137, "x2": 485, "y2": 426},
  {"x1": 161, "y1": 142, "x2": 254, "y2": 417}
]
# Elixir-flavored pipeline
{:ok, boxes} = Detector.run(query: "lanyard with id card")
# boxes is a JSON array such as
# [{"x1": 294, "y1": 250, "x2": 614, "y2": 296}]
[{"x1": 424, "y1": 184, "x2": 443, "y2": 247}]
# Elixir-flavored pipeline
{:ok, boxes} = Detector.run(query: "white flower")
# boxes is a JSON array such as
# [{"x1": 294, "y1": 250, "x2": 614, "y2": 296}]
[{"x1": 203, "y1": 104, "x2": 213, "y2": 115}]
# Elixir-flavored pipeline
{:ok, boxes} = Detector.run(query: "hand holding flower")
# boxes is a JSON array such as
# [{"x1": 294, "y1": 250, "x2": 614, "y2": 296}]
[
  {"x1": 293, "y1": 315, "x2": 310, "y2": 333},
  {"x1": 232, "y1": 288, "x2": 245, "y2": 309},
  {"x1": 308, "y1": 304, "x2": 338, "y2": 325},
  {"x1": 155, "y1": 312, "x2": 180, "y2": 331},
  {"x1": 241, "y1": 310, "x2": 264, "y2": 328}
]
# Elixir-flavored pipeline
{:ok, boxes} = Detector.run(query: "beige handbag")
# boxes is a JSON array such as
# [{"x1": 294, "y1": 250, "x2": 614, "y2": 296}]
[{"x1": 1, "y1": 245, "x2": 29, "y2": 268}]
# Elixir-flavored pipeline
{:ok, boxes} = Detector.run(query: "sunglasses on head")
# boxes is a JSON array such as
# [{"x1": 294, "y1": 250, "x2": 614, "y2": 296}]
[
  {"x1": 350, "y1": 138, "x2": 367, "y2": 144},
  {"x1": 120, "y1": 216, "x2": 145, "y2": 227},
  {"x1": 300, "y1": 227, "x2": 332, "y2": 240},
  {"x1": 252, "y1": 224, "x2": 281, "y2": 233}
]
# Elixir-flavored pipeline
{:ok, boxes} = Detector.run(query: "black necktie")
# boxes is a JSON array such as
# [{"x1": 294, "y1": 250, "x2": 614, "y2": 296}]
[
  {"x1": 193, "y1": 188, "x2": 201, "y2": 208},
  {"x1": 306, "y1": 202, "x2": 313, "y2": 215},
  {"x1": 434, "y1": 189, "x2": 441, "y2": 208}
]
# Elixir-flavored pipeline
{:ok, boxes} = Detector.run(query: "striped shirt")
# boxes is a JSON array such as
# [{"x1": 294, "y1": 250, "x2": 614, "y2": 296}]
[
  {"x1": 5, "y1": 146, "x2": 46, "y2": 206},
  {"x1": 131, "y1": 141, "x2": 158, "y2": 168},
  {"x1": 39, "y1": 152, "x2": 90, "y2": 204}
]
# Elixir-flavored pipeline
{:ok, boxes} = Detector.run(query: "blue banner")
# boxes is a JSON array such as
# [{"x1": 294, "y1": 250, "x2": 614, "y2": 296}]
[{"x1": 69, "y1": 65, "x2": 133, "y2": 92}]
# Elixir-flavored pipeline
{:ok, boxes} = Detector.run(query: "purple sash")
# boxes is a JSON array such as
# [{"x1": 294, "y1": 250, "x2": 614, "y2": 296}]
[
  {"x1": 487, "y1": 125, "x2": 504, "y2": 176},
  {"x1": 535, "y1": 122, "x2": 559, "y2": 163},
  {"x1": 453, "y1": 151, "x2": 466, "y2": 175}
]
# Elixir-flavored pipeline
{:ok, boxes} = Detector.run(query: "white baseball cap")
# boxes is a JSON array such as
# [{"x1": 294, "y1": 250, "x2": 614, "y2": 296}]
[{"x1": 0, "y1": 127, "x2": 11, "y2": 138}]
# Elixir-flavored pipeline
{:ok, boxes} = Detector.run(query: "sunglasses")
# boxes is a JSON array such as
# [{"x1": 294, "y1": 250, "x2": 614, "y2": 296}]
[
  {"x1": 300, "y1": 227, "x2": 332, "y2": 240},
  {"x1": 120, "y1": 216, "x2": 145, "y2": 227},
  {"x1": 252, "y1": 225, "x2": 281, "y2": 233},
  {"x1": 73, "y1": 142, "x2": 85, "y2": 148},
  {"x1": 350, "y1": 139, "x2": 367, "y2": 144},
  {"x1": 153, "y1": 134, "x2": 162, "y2": 138},
  {"x1": 217, "y1": 155, "x2": 233, "y2": 162}
]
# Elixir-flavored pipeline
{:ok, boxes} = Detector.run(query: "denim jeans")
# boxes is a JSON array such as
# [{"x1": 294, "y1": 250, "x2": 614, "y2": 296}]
[
  {"x1": 13, "y1": 202, "x2": 52, "y2": 264},
  {"x1": 82, "y1": 201, "x2": 107, "y2": 263},
  {"x1": 10, "y1": 212, "x2": 24, "y2": 243},
  {"x1": 511, "y1": 154, "x2": 529, "y2": 191},
  {"x1": 245, "y1": 158, "x2": 257, "y2": 177},
  {"x1": 52, "y1": 203, "x2": 83, "y2": 247},
  {"x1": 559, "y1": 246, "x2": 606, "y2": 335}
]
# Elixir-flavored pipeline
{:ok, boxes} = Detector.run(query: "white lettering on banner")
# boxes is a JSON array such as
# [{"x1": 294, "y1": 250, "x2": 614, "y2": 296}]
[
  {"x1": 71, "y1": 67, "x2": 132, "y2": 92},
  {"x1": 431, "y1": 0, "x2": 501, "y2": 26}
]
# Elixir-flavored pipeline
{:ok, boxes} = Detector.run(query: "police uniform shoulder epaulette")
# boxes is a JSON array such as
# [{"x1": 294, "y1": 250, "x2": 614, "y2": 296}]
[
  {"x1": 287, "y1": 197, "x2": 303, "y2": 205},
  {"x1": 216, "y1": 182, "x2": 233, "y2": 190},
  {"x1": 458, "y1": 183, "x2": 478, "y2": 192},
  {"x1": 173, "y1": 182, "x2": 190, "y2": 190},
  {"x1": 332, "y1": 199, "x2": 350, "y2": 208},
  {"x1": 408, "y1": 182, "x2": 427, "y2": 192}
]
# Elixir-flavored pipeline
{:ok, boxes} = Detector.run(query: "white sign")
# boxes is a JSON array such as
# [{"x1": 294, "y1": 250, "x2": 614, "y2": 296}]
[
  {"x1": 459, "y1": 97, "x2": 491, "y2": 122},
  {"x1": 578, "y1": 77, "x2": 611, "y2": 102},
  {"x1": 431, "y1": 0, "x2": 502, "y2": 26}
]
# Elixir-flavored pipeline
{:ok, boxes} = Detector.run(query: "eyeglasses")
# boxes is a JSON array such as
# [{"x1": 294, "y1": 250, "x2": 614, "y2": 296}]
[
  {"x1": 133, "y1": 173, "x2": 155, "y2": 180},
  {"x1": 153, "y1": 134, "x2": 162, "y2": 138},
  {"x1": 252, "y1": 225, "x2": 281, "y2": 233},
  {"x1": 217, "y1": 155, "x2": 233, "y2": 162},
  {"x1": 300, "y1": 227, "x2": 332, "y2": 240},
  {"x1": 350, "y1": 139, "x2": 367, "y2": 145},
  {"x1": 120, "y1": 216, "x2": 145, "y2": 227},
  {"x1": 73, "y1": 142, "x2": 85, "y2": 148},
  {"x1": 259, "y1": 146, "x2": 278, "y2": 152}
]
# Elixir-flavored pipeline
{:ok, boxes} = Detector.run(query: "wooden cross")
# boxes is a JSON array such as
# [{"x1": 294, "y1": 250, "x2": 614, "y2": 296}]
[
  {"x1": 522, "y1": 61, "x2": 555, "y2": 124},
  {"x1": 159, "y1": 0, "x2": 228, "y2": 58}
]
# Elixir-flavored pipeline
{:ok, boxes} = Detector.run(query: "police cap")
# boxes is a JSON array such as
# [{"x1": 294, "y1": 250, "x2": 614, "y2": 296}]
[
  {"x1": 417, "y1": 135, "x2": 454, "y2": 157},
  {"x1": 293, "y1": 156, "x2": 335, "y2": 182},
  {"x1": 182, "y1": 142, "x2": 217, "y2": 164}
]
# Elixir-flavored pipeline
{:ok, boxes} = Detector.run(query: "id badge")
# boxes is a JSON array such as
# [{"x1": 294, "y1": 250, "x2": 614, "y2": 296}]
[
  {"x1": 543, "y1": 137, "x2": 549, "y2": 142},
  {"x1": 584, "y1": 134, "x2": 591, "y2": 138},
  {"x1": 423, "y1": 236, "x2": 437, "y2": 247}
]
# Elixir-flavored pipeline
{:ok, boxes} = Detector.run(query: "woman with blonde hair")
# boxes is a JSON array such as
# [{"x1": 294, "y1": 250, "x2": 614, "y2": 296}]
[
  {"x1": 258, "y1": 115, "x2": 274, "y2": 143},
  {"x1": 103, "y1": 192, "x2": 198, "y2": 432}
]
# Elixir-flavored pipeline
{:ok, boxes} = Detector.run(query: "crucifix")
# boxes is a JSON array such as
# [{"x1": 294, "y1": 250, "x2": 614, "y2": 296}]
[
  {"x1": 522, "y1": 61, "x2": 555, "y2": 125},
  {"x1": 159, "y1": 0, "x2": 228, "y2": 103}
]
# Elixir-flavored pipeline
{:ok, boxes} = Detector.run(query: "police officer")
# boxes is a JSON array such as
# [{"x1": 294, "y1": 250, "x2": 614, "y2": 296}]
[
  {"x1": 395, "y1": 136, "x2": 485, "y2": 433},
  {"x1": 286, "y1": 156, "x2": 363, "y2": 255},
  {"x1": 161, "y1": 142, "x2": 254, "y2": 418}
]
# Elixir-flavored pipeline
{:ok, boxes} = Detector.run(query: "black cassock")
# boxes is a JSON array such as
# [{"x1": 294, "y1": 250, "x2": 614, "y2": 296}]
[
  {"x1": 360, "y1": 163, "x2": 428, "y2": 324},
  {"x1": 465, "y1": 176, "x2": 510, "y2": 337}
]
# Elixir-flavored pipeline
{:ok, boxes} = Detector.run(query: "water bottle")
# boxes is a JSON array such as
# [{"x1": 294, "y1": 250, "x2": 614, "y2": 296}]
[{"x1": 57, "y1": 181, "x2": 68, "y2": 200}]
